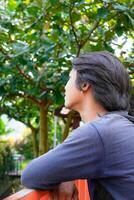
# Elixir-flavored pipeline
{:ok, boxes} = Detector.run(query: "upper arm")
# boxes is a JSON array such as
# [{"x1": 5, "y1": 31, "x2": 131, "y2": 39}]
[{"x1": 21, "y1": 124, "x2": 104, "y2": 189}]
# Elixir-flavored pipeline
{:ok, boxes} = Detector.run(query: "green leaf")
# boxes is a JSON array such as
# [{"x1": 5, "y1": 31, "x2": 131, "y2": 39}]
[
  {"x1": 7, "y1": 0, "x2": 18, "y2": 11},
  {"x1": 43, "y1": 38, "x2": 54, "y2": 46},
  {"x1": 126, "y1": 14, "x2": 134, "y2": 28},
  {"x1": 105, "y1": 31, "x2": 114, "y2": 40},
  {"x1": 27, "y1": 4, "x2": 40, "y2": 15},
  {"x1": 11, "y1": 41, "x2": 29, "y2": 56},
  {"x1": 71, "y1": 12, "x2": 81, "y2": 22},
  {"x1": 50, "y1": 0, "x2": 58, "y2": 5},
  {"x1": 54, "y1": 91, "x2": 64, "y2": 105},
  {"x1": 39, "y1": 55, "x2": 49, "y2": 63},
  {"x1": 39, "y1": 91, "x2": 48, "y2": 100},
  {"x1": 113, "y1": 4, "x2": 128, "y2": 12},
  {"x1": 115, "y1": 26, "x2": 124, "y2": 36},
  {"x1": 104, "y1": 42, "x2": 114, "y2": 53},
  {"x1": 97, "y1": 7, "x2": 108, "y2": 19},
  {"x1": 0, "y1": 118, "x2": 6, "y2": 135}
]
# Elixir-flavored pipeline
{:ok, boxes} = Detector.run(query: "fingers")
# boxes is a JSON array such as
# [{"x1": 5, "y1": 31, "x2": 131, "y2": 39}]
[
  {"x1": 49, "y1": 181, "x2": 79, "y2": 200},
  {"x1": 49, "y1": 191, "x2": 54, "y2": 200},
  {"x1": 72, "y1": 187, "x2": 79, "y2": 200},
  {"x1": 49, "y1": 190, "x2": 67, "y2": 200},
  {"x1": 49, "y1": 190, "x2": 58, "y2": 200},
  {"x1": 65, "y1": 197, "x2": 72, "y2": 200},
  {"x1": 49, "y1": 191, "x2": 78, "y2": 200}
]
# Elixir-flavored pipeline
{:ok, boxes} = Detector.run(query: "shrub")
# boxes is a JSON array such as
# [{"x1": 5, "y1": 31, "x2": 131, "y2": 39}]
[{"x1": 0, "y1": 141, "x2": 14, "y2": 178}]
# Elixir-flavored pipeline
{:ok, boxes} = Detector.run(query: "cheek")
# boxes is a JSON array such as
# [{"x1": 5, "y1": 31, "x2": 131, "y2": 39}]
[
  {"x1": 65, "y1": 81, "x2": 73, "y2": 94},
  {"x1": 65, "y1": 87, "x2": 81, "y2": 105}
]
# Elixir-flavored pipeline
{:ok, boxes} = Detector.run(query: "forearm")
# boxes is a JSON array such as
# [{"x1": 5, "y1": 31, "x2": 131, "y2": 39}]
[
  {"x1": 21, "y1": 154, "x2": 61, "y2": 189},
  {"x1": 21, "y1": 124, "x2": 104, "y2": 189}
]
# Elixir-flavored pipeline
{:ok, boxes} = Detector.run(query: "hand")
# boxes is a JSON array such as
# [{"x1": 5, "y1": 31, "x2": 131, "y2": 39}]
[
  {"x1": 49, "y1": 181, "x2": 79, "y2": 200},
  {"x1": 60, "y1": 107, "x2": 71, "y2": 115}
]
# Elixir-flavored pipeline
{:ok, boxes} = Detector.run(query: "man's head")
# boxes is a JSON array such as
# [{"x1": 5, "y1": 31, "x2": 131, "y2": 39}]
[
  {"x1": 71, "y1": 51, "x2": 131, "y2": 111},
  {"x1": 65, "y1": 51, "x2": 131, "y2": 112}
]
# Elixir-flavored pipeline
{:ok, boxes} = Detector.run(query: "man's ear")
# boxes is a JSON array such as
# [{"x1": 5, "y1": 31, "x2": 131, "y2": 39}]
[{"x1": 81, "y1": 83, "x2": 90, "y2": 91}]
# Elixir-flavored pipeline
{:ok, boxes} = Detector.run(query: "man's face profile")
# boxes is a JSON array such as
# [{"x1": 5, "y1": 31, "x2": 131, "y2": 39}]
[{"x1": 64, "y1": 69, "x2": 83, "y2": 111}]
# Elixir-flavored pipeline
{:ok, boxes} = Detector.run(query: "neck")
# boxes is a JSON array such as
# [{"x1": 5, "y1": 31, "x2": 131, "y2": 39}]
[
  {"x1": 78, "y1": 102, "x2": 108, "y2": 123},
  {"x1": 80, "y1": 109, "x2": 107, "y2": 123}
]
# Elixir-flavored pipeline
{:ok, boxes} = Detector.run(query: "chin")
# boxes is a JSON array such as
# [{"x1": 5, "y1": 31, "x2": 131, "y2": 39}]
[
  {"x1": 64, "y1": 101, "x2": 72, "y2": 110},
  {"x1": 65, "y1": 102, "x2": 77, "y2": 112},
  {"x1": 64, "y1": 103, "x2": 70, "y2": 109}
]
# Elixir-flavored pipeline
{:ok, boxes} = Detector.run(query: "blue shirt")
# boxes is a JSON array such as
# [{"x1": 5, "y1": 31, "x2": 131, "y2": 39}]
[{"x1": 21, "y1": 111, "x2": 134, "y2": 200}]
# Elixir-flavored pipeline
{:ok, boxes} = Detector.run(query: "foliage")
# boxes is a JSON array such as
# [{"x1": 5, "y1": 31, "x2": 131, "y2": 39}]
[
  {"x1": 0, "y1": 0, "x2": 133, "y2": 102},
  {"x1": 14, "y1": 133, "x2": 34, "y2": 160},
  {"x1": 0, "y1": 0, "x2": 133, "y2": 153},
  {"x1": 0, "y1": 116, "x2": 13, "y2": 135},
  {"x1": 0, "y1": 118, "x2": 7, "y2": 135},
  {"x1": 0, "y1": 141, "x2": 14, "y2": 177}
]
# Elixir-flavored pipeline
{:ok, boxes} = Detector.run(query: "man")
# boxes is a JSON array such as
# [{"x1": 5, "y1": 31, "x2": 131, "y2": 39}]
[{"x1": 21, "y1": 51, "x2": 134, "y2": 200}]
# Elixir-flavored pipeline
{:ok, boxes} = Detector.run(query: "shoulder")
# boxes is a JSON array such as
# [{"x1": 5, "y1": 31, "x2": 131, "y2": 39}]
[
  {"x1": 90, "y1": 113, "x2": 134, "y2": 155},
  {"x1": 65, "y1": 113, "x2": 130, "y2": 144},
  {"x1": 69, "y1": 121, "x2": 101, "y2": 137},
  {"x1": 64, "y1": 122, "x2": 103, "y2": 145},
  {"x1": 91, "y1": 113, "x2": 133, "y2": 134}
]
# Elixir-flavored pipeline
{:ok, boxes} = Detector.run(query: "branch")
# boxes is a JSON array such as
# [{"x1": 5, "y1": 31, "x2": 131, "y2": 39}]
[
  {"x1": 0, "y1": 47, "x2": 11, "y2": 60},
  {"x1": 5, "y1": 92, "x2": 40, "y2": 106},
  {"x1": 69, "y1": 4, "x2": 81, "y2": 56},
  {"x1": 69, "y1": 11, "x2": 79, "y2": 47},
  {"x1": 18, "y1": 92, "x2": 40, "y2": 105},
  {"x1": 75, "y1": 19, "x2": 100, "y2": 56},
  {"x1": 40, "y1": 99, "x2": 52, "y2": 110},
  {"x1": 79, "y1": 2, "x2": 117, "y2": 50},
  {"x1": 24, "y1": 12, "x2": 45, "y2": 33},
  {"x1": 80, "y1": 19, "x2": 100, "y2": 48},
  {"x1": 27, "y1": 120, "x2": 38, "y2": 132},
  {"x1": 16, "y1": 65, "x2": 33, "y2": 82},
  {"x1": 16, "y1": 65, "x2": 48, "y2": 92}
]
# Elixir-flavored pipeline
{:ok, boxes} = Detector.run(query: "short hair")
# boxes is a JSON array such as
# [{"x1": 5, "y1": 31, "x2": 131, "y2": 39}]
[{"x1": 72, "y1": 51, "x2": 131, "y2": 111}]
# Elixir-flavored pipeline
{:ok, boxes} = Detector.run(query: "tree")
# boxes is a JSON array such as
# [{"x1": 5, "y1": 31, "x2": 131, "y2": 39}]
[
  {"x1": 0, "y1": 0, "x2": 133, "y2": 154},
  {"x1": 1, "y1": 99, "x2": 40, "y2": 157}
]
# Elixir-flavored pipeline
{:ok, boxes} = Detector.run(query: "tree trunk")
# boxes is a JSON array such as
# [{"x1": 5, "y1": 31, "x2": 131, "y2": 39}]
[
  {"x1": 39, "y1": 101, "x2": 48, "y2": 155},
  {"x1": 62, "y1": 111, "x2": 74, "y2": 141},
  {"x1": 28, "y1": 121, "x2": 39, "y2": 158},
  {"x1": 31, "y1": 127, "x2": 38, "y2": 157}
]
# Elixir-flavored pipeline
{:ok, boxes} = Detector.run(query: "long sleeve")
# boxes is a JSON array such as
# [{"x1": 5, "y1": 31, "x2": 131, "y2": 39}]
[{"x1": 21, "y1": 123, "x2": 104, "y2": 190}]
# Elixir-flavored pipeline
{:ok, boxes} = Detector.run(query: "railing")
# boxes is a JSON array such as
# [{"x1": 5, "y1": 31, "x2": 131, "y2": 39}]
[{"x1": 4, "y1": 180, "x2": 90, "y2": 200}]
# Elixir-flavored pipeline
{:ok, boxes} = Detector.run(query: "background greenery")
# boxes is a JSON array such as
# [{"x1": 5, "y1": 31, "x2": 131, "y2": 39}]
[{"x1": 0, "y1": 0, "x2": 133, "y2": 158}]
